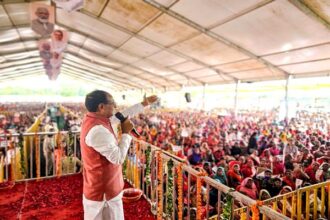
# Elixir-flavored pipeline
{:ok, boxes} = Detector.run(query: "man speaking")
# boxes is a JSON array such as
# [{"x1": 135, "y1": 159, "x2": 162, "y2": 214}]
[{"x1": 81, "y1": 90, "x2": 157, "y2": 220}]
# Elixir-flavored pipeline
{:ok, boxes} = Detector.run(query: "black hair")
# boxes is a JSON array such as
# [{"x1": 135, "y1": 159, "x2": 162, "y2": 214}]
[{"x1": 85, "y1": 90, "x2": 110, "y2": 112}]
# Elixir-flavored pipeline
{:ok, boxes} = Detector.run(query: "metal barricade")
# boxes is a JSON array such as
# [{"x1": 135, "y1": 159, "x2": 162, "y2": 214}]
[
  {"x1": 234, "y1": 181, "x2": 330, "y2": 220},
  {"x1": 0, "y1": 131, "x2": 81, "y2": 183},
  {"x1": 296, "y1": 181, "x2": 330, "y2": 220}
]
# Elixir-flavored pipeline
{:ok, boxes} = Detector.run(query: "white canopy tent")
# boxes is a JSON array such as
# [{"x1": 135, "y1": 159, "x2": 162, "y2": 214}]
[{"x1": 0, "y1": 0, "x2": 329, "y2": 92}]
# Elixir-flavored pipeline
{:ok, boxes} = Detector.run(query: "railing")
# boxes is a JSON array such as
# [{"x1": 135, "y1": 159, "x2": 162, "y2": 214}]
[
  {"x1": 234, "y1": 181, "x2": 330, "y2": 220},
  {"x1": 0, "y1": 131, "x2": 81, "y2": 183},
  {"x1": 126, "y1": 138, "x2": 290, "y2": 220},
  {"x1": 297, "y1": 181, "x2": 330, "y2": 220}
]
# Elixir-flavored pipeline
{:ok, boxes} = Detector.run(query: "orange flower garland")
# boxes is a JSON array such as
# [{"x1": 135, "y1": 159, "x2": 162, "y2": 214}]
[
  {"x1": 251, "y1": 200, "x2": 263, "y2": 220},
  {"x1": 176, "y1": 164, "x2": 183, "y2": 220},
  {"x1": 196, "y1": 177, "x2": 202, "y2": 220},
  {"x1": 196, "y1": 171, "x2": 207, "y2": 220},
  {"x1": 134, "y1": 142, "x2": 140, "y2": 188},
  {"x1": 56, "y1": 132, "x2": 62, "y2": 177},
  {"x1": 157, "y1": 152, "x2": 163, "y2": 220},
  {"x1": 0, "y1": 156, "x2": 4, "y2": 183}
]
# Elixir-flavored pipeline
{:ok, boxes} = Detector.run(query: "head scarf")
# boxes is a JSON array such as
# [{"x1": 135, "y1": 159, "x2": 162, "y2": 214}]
[
  {"x1": 214, "y1": 167, "x2": 227, "y2": 185},
  {"x1": 259, "y1": 189, "x2": 271, "y2": 200},
  {"x1": 238, "y1": 177, "x2": 258, "y2": 199}
]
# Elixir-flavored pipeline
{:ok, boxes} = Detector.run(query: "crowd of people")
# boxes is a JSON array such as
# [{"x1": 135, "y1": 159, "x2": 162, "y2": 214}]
[
  {"x1": 1, "y1": 102, "x2": 330, "y2": 218},
  {"x1": 131, "y1": 109, "x2": 330, "y2": 218},
  {"x1": 0, "y1": 102, "x2": 83, "y2": 180}
]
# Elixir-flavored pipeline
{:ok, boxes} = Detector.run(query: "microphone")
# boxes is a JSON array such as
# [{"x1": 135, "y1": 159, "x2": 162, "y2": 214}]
[{"x1": 115, "y1": 112, "x2": 140, "y2": 137}]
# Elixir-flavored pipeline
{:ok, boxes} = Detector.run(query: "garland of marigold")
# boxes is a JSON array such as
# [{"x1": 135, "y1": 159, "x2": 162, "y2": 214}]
[
  {"x1": 220, "y1": 188, "x2": 235, "y2": 220},
  {"x1": 176, "y1": 164, "x2": 183, "y2": 220},
  {"x1": 145, "y1": 145, "x2": 151, "y2": 186},
  {"x1": 56, "y1": 132, "x2": 62, "y2": 177},
  {"x1": 196, "y1": 171, "x2": 207, "y2": 220},
  {"x1": 134, "y1": 141, "x2": 139, "y2": 187},
  {"x1": 251, "y1": 200, "x2": 263, "y2": 220},
  {"x1": 67, "y1": 131, "x2": 74, "y2": 156},
  {"x1": 18, "y1": 133, "x2": 26, "y2": 177},
  {"x1": 196, "y1": 177, "x2": 202, "y2": 220},
  {"x1": 166, "y1": 159, "x2": 174, "y2": 216},
  {"x1": 8, "y1": 132, "x2": 15, "y2": 182},
  {"x1": 4, "y1": 131, "x2": 15, "y2": 188},
  {"x1": 34, "y1": 132, "x2": 40, "y2": 180},
  {"x1": 0, "y1": 155, "x2": 4, "y2": 183},
  {"x1": 157, "y1": 152, "x2": 163, "y2": 220},
  {"x1": 123, "y1": 156, "x2": 127, "y2": 177}
]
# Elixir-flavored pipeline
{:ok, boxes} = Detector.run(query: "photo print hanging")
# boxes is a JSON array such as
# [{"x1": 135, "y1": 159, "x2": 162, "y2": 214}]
[{"x1": 30, "y1": 3, "x2": 55, "y2": 37}]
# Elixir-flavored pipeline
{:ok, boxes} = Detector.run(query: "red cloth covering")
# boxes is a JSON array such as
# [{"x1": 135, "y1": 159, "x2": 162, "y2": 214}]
[
  {"x1": 0, "y1": 174, "x2": 155, "y2": 220},
  {"x1": 272, "y1": 161, "x2": 285, "y2": 175},
  {"x1": 237, "y1": 178, "x2": 258, "y2": 200},
  {"x1": 304, "y1": 163, "x2": 319, "y2": 184},
  {"x1": 227, "y1": 164, "x2": 242, "y2": 189},
  {"x1": 282, "y1": 176, "x2": 296, "y2": 190},
  {"x1": 241, "y1": 165, "x2": 254, "y2": 178}
]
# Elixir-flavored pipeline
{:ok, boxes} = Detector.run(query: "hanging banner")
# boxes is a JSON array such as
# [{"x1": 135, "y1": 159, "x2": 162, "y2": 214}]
[
  {"x1": 51, "y1": 30, "x2": 68, "y2": 53},
  {"x1": 30, "y1": 3, "x2": 55, "y2": 37}
]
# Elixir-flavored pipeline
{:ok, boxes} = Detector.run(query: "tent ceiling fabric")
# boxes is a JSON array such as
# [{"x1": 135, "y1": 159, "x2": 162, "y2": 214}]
[{"x1": 0, "y1": 0, "x2": 330, "y2": 91}]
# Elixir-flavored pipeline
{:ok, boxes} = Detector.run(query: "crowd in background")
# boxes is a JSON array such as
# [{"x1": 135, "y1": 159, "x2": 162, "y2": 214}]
[
  {"x1": 1, "y1": 102, "x2": 330, "y2": 218},
  {"x1": 0, "y1": 102, "x2": 82, "y2": 179},
  {"x1": 132, "y1": 109, "x2": 330, "y2": 218}
]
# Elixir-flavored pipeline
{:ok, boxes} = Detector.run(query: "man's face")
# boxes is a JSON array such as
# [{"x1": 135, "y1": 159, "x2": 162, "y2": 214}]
[
  {"x1": 265, "y1": 171, "x2": 272, "y2": 178},
  {"x1": 274, "y1": 180, "x2": 281, "y2": 187},
  {"x1": 98, "y1": 94, "x2": 116, "y2": 118},
  {"x1": 54, "y1": 31, "x2": 63, "y2": 41},
  {"x1": 36, "y1": 8, "x2": 49, "y2": 20}
]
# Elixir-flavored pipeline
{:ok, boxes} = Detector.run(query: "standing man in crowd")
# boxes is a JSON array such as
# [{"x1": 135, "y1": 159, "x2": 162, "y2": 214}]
[{"x1": 81, "y1": 90, "x2": 157, "y2": 220}]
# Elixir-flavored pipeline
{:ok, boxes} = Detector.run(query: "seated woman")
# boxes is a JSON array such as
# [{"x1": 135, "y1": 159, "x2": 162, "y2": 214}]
[
  {"x1": 227, "y1": 162, "x2": 242, "y2": 189},
  {"x1": 259, "y1": 189, "x2": 271, "y2": 201},
  {"x1": 277, "y1": 186, "x2": 294, "y2": 218},
  {"x1": 241, "y1": 158, "x2": 256, "y2": 178},
  {"x1": 272, "y1": 156, "x2": 285, "y2": 175},
  {"x1": 282, "y1": 169, "x2": 296, "y2": 190},
  {"x1": 237, "y1": 177, "x2": 258, "y2": 200},
  {"x1": 213, "y1": 167, "x2": 227, "y2": 185}
]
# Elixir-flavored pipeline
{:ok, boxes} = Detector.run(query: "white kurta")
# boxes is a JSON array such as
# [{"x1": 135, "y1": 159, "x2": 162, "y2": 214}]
[{"x1": 83, "y1": 103, "x2": 144, "y2": 220}]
